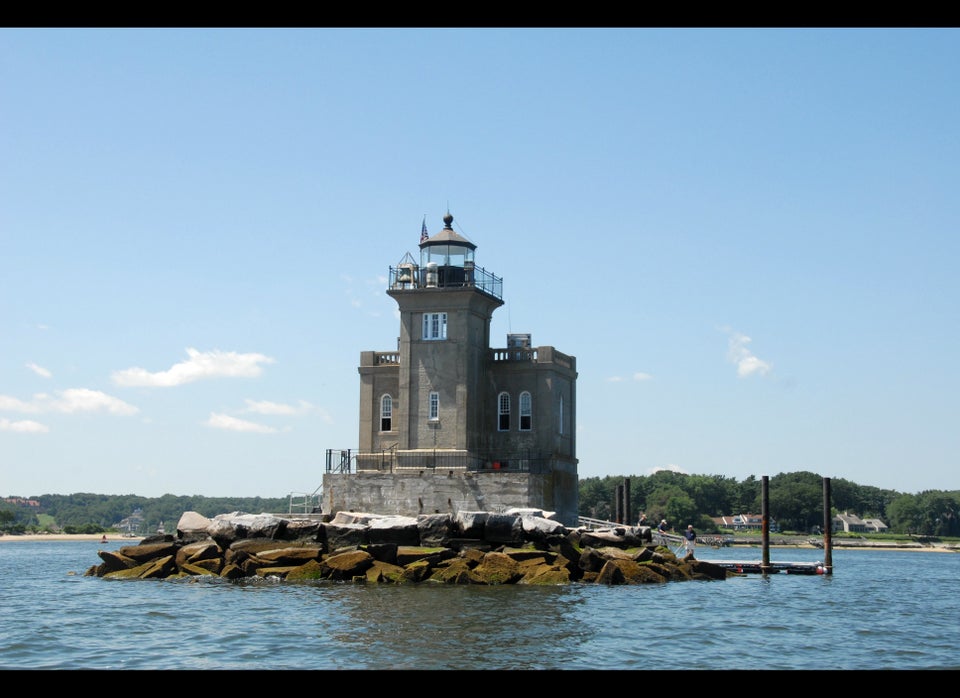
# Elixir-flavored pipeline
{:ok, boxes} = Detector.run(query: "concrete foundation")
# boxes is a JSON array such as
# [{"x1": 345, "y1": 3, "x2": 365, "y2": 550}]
[{"x1": 323, "y1": 467, "x2": 579, "y2": 527}]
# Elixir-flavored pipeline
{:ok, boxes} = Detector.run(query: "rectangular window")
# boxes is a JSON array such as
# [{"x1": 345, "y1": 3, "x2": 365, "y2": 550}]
[
  {"x1": 428, "y1": 392, "x2": 439, "y2": 421},
  {"x1": 422, "y1": 312, "x2": 447, "y2": 340}
]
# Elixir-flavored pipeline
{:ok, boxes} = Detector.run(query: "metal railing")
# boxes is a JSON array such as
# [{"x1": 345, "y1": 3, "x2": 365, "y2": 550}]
[
  {"x1": 325, "y1": 448, "x2": 559, "y2": 474},
  {"x1": 388, "y1": 263, "x2": 502, "y2": 300},
  {"x1": 287, "y1": 487, "x2": 323, "y2": 515}
]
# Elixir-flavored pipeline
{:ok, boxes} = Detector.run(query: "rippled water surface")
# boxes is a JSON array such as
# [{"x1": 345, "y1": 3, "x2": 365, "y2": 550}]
[{"x1": 2, "y1": 541, "x2": 957, "y2": 670}]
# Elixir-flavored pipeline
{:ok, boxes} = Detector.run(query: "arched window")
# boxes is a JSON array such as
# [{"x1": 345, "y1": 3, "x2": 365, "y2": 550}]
[
  {"x1": 498, "y1": 392, "x2": 510, "y2": 431},
  {"x1": 519, "y1": 391, "x2": 532, "y2": 431},
  {"x1": 380, "y1": 394, "x2": 392, "y2": 432}
]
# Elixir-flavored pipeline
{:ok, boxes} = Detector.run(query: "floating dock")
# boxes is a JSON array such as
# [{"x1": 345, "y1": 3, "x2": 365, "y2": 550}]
[{"x1": 710, "y1": 560, "x2": 827, "y2": 575}]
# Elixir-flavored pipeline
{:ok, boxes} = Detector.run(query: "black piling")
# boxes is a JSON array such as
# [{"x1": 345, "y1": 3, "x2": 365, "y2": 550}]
[
  {"x1": 761, "y1": 475, "x2": 771, "y2": 574},
  {"x1": 623, "y1": 478, "x2": 631, "y2": 527},
  {"x1": 822, "y1": 476, "x2": 833, "y2": 575}
]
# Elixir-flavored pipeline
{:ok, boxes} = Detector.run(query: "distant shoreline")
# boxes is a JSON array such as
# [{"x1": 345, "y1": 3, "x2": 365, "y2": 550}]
[
  {"x1": 723, "y1": 541, "x2": 957, "y2": 553},
  {"x1": 0, "y1": 533, "x2": 145, "y2": 543}
]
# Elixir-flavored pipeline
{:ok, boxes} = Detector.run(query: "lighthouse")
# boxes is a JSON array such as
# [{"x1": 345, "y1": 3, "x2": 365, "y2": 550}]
[{"x1": 323, "y1": 211, "x2": 579, "y2": 525}]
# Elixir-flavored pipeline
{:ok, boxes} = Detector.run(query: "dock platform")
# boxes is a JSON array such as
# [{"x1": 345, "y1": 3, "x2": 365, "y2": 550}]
[{"x1": 710, "y1": 560, "x2": 827, "y2": 575}]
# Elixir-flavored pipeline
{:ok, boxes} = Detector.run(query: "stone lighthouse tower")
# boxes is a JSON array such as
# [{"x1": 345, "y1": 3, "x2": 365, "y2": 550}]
[{"x1": 323, "y1": 211, "x2": 579, "y2": 525}]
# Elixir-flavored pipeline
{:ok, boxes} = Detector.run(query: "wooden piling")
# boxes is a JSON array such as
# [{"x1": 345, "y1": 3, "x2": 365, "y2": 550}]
[
  {"x1": 822, "y1": 476, "x2": 833, "y2": 575},
  {"x1": 761, "y1": 475, "x2": 771, "y2": 574},
  {"x1": 623, "y1": 477, "x2": 631, "y2": 527}
]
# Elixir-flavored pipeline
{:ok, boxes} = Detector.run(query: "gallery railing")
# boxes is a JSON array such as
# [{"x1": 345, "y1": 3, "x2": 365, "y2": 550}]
[
  {"x1": 388, "y1": 263, "x2": 502, "y2": 301},
  {"x1": 325, "y1": 448, "x2": 557, "y2": 474}
]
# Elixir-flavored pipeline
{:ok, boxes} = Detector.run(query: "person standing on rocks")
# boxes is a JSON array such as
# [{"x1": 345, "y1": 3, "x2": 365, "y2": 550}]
[{"x1": 683, "y1": 524, "x2": 697, "y2": 555}]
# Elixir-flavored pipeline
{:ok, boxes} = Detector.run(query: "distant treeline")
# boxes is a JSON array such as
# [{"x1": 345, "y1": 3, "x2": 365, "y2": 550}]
[
  {"x1": 0, "y1": 493, "x2": 291, "y2": 535},
  {"x1": 579, "y1": 470, "x2": 960, "y2": 537},
  {"x1": 3, "y1": 470, "x2": 959, "y2": 537}
]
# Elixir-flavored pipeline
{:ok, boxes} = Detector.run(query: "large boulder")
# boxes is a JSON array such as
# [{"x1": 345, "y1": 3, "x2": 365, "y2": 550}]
[
  {"x1": 367, "y1": 515, "x2": 420, "y2": 546},
  {"x1": 417, "y1": 513, "x2": 456, "y2": 547},
  {"x1": 484, "y1": 513, "x2": 524, "y2": 546}
]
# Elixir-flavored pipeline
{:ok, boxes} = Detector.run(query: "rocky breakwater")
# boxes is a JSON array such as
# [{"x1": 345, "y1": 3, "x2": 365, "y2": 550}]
[{"x1": 83, "y1": 509, "x2": 731, "y2": 585}]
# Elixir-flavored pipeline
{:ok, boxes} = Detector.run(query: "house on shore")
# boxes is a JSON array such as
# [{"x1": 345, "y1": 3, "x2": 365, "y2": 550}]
[
  {"x1": 833, "y1": 512, "x2": 888, "y2": 533},
  {"x1": 713, "y1": 513, "x2": 780, "y2": 533}
]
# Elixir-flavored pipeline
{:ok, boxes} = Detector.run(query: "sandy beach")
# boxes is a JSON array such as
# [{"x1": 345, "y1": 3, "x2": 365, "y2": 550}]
[{"x1": 0, "y1": 533, "x2": 144, "y2": 543}]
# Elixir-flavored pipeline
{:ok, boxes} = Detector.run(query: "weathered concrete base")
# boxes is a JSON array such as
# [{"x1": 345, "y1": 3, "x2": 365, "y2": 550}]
[{"x1": 323, "y1": 467, "x2": 579, "y2": 527}]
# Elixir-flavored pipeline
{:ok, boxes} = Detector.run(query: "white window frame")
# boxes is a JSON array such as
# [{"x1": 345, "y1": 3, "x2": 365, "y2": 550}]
[
  {"x1": 498, "y1": 391, "x2": 510, "y2": 431},
  {"x1": 428, "y1": 391, "x2": 440, "y2": 421},
  {"x1": 422, "y1": 312, "x2": 447, "y2": 340},
  {"x1": 380, "y1": 394, "x2": 392, "y2": 432},
  {"x1": 519, "y1": 391, "x2": 532, "y2": 431}
]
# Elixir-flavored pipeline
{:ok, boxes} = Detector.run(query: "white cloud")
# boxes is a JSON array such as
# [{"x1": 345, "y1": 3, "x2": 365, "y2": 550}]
[
  {"x1": 736, "y1": 354, "x2": 771, "y2": 377},
  {"x1": 243, "y1": 399, "x2": 314, "y2": 415},
  {"x1": 133, "y1": 464, "x2": 160, "y2": 479},
  {"x1": 0, "y1": 389, "x2": 138, "y2": 415},
  {"x1": 210, "y1": 399, "x2": 326, "y2": 432},
  {"x1": 649, "y1": 463, "x2": 688, "y2": 476},
  {"x1": 26, "y1": 362, "x2": 52, "y2": 378},
  {"x1": 606, "y1": 373, "x2": 652, "y2": 383},
  {"x1": 0, "y1": 418, "x2": 49, "y2": 433},
  {"x1": 204, "y1": 412, "x2": 277, "y2": 433},
  {"x1": 0, "y1": 395, "x2": 36, "y2": 412},
  {"x1": 724, "y1": 329, "x2": 771, "y2": 378},
  {"x1": 52, "y1": 389, "x2": 140, "y2": 415},
  {"x1": 112, "y1": 348, "x2": 275, "y2": 387}
]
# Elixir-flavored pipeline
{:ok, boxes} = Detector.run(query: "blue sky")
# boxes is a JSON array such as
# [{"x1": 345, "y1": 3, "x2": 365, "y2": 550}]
[{"x1": 2, "y1": 28, "x2": 958, "y2": 499}]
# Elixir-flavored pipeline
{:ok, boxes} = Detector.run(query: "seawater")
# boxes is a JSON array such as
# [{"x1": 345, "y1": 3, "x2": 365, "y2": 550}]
[{"x1": 1, "y1": 541, "x2": 957, "y2": 671}]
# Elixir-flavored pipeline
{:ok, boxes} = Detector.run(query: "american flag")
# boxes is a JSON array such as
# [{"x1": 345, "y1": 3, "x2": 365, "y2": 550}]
[{"x1": 420, "y1": 217, "x2": 429, "y2": 243}]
